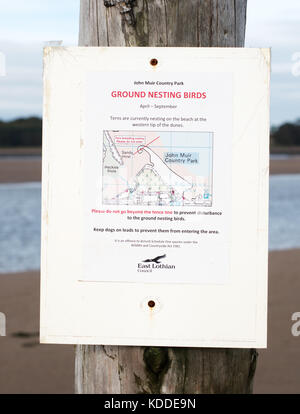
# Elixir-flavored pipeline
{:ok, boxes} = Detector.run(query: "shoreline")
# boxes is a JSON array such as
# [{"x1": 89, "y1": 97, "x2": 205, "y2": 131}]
[
  {"x1": 270, "y1": 157, "x2": 300, "y2": 175},
  {"x1": 0, "y1": 156, "x2": 300, "y2": 183},
  {"x1": 0, "y1": 248, "x2": 300, "y2": 393},
  {"x1": 0, "y1": 158, "x2": 41, "y2": 183},
  {"x1": 1, "y1": 146, "x2": 300, "y2": 157}
]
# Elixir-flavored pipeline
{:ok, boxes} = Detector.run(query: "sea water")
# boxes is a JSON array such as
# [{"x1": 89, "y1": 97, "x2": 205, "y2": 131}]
[{"x1": 0, "y1": 175, "x2": 299, "y2": 273}]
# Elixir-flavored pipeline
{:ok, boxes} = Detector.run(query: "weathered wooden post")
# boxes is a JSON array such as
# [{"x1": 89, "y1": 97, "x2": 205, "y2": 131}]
[{"x1": 75, "y1": 0, "x2": 257, "y2": 394}]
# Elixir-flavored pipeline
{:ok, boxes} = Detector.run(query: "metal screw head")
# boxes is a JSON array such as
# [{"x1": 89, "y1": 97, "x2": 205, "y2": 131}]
[
  {"x1": 148, "y1": 300, "x2": 156, "y2": 308},
  {"x1": 150, "y1": 58, "x2": 158, "y2": 66}
]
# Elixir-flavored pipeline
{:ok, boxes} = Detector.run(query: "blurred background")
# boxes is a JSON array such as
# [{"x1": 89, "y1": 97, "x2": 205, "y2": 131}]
[{"x1": 0, "y1": 0, "x2": 300, "y2": 394}]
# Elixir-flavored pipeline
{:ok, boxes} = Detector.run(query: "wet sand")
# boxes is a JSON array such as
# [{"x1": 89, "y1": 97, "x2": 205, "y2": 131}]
[
  {"x1": 1, "y1": 157, "x2": 300, "y2": 184},
  {"x1": 0, "y1": 148, "x2": 41, "y2": 156},
  {"x1": 0, "y1": 272, "x2": 74, "y2": 394},
  {"x1": 270, "y1": 156, "x2": 300, "y2": 175},
  {"x1": 254, "y1": 249, "x2": 300, "y2": 394},
  {"x1": 0, "y1": 158, "x2": 41, "y2": 183},
  {"x1": 0, "y1": 250, "x2": 300, "y2": 393}
]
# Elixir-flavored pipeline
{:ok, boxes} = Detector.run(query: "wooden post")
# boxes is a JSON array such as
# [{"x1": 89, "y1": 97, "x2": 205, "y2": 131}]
[{"x1": 76, "y1": 0, "x2": 257, "y2": 394}]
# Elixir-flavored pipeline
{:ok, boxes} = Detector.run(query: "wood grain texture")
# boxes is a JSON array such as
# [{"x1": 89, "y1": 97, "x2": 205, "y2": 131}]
[
  {"x1": 76, "y1": 345, "x2": 257, "y2": 394},
  {"x1": 78, "y1": 0, "x2": 247, "y2": 47},
  {"x1": 76, "y1": 0, "x2": 254, "y2": 394}
]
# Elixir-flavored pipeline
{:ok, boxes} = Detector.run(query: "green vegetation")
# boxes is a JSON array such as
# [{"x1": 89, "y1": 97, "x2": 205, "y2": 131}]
[
  {"x1": 0, "y1": 117, "x2": 300, "y2": 148},
  {"x1": 0, "y1": 117, "x2": 42, "y2": 147},
  {"x1": 271, "y1": 120, "x2": 300, "y2": 146}
]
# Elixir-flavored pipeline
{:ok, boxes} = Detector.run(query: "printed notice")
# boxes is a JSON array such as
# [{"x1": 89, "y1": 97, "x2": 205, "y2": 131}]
[
  {"x1": 102, "y1": 130, "x2": 213, "y2": 207},
  {"x1": 83, "y1": 71, "x2": 233, "y2": 284}
]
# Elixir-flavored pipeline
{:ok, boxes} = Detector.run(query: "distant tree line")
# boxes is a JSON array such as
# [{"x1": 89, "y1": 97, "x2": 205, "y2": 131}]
[
  {"x1": 0, "y1": 117, "x2": 300, "y2": 147},
  {"x1": 0, "y1": 117, "x2": 42, "y2": 147},
  {"x1": 271, "y1": 119, "x2": 300, "y2": 146}
]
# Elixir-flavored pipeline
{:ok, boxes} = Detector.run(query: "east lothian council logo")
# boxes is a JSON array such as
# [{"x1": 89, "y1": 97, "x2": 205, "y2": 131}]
[{"x1": 137, "y1": 254, "x2": 175, "y2": 273}]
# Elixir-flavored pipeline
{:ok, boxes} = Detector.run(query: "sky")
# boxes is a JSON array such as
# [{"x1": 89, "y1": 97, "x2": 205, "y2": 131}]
[{"x1": 0, "y1": 0, "x2": 299, "y2": 127}]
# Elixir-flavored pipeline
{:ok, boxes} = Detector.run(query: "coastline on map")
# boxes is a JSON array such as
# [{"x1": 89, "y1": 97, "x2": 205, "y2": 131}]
[{"x1": 102, "y1": 130, "x2": 214, "y2": 207}]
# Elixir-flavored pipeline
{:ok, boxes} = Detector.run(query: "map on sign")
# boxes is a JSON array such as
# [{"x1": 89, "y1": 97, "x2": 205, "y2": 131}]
[{"x1": 102, "y1": 130, "x2": 213, "y2": 207}]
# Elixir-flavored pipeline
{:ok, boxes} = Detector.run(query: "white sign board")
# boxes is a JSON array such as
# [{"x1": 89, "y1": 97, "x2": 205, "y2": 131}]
[{"x1": 41, "y1": 47, "x2": 270, "y2": 348}]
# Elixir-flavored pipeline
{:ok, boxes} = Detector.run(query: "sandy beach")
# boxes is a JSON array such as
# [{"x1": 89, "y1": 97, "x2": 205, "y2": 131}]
[
  {"x1": 0, "y1": 158, "x2": 41, "y2": 183},
  {"x1": 0, "y1": 272, "x2": 74, "y2": 394},
  {"x1": 0, "y1": 250, "x2": 299, "y2": 393},
  {"x1": 254, "y1": 250, "x2": 300, "y2": 393},
  {"x1": 1, "y1": 156, "x2": 300, "y2": 184},
  {"x1": 270, "y1": 156, "x2": 300, "y2": 175}
]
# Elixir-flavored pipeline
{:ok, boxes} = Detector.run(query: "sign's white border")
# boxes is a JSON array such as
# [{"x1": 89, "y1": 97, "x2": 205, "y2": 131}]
[{"x1": 41, "y1": 47, "x2": 270, "y2": 348}]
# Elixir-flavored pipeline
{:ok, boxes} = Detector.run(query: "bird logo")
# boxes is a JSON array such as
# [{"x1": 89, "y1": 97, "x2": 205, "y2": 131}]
[{"x1": 143, "y1": 254, "x2": 166, "y2": 264}]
